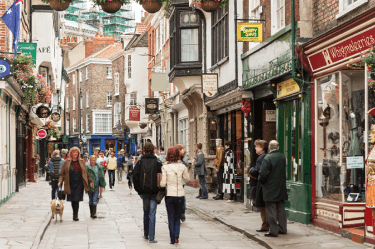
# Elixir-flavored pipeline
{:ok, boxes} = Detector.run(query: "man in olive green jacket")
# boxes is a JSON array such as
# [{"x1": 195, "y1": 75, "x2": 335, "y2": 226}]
[{"x1": 259, "y1": 140, "x2": 288, "y2": 237}]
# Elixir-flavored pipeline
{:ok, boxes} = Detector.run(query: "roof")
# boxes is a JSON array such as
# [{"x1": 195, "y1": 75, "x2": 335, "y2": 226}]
[
  {"x1": 131, "y1": 30, "x2": 148, "y2": 48},
  {"x1": 94, "y1": 43, "x2": 122, "y2": 58},
  {"x1": 135, "y1": 23, "x2": 147, "y2": 34},
  {"x1": 124, "y1": 34, "x2": 140, "y2": 50}
]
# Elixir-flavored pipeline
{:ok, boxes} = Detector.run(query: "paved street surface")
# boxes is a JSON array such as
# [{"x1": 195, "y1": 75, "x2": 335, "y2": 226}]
[{"x1": 0, "y1": 174, "x2": 371, "y2": 249}]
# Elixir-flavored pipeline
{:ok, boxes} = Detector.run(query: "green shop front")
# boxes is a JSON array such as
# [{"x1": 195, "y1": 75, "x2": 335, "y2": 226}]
[{"x1": 241, "y1": 26, "x2": 311, "y2": 224}]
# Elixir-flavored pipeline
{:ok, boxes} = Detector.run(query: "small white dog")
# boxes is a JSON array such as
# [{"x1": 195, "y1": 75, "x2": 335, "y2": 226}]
[{"x1": 50, "y1": 199, "x2": 64, "y2": 222}]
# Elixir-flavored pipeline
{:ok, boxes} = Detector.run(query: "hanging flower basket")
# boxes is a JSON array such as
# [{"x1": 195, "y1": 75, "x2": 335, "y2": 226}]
[
  {"x1": 137, "y1": 0, "x2": 162, "y2": 13},
  {"x1": 47, "y1": 0, "x2": 71, "y2": 11},
  {"x1": 139, "y1": 123, "x2": 147, "y2": 129},
  {"x1": 100, "y1": 0, "x2": 123, "y2": 13},
  {"x1": 12, "y1": 54, "x2": 33, "y2": 81},
  {"x1": 200, "y1": 0, "x2": 221, "y2": 12}
]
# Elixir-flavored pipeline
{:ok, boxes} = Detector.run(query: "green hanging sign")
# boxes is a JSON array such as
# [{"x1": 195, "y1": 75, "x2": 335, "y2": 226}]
[
  {"x1": 62, "y1": 135, "x2": 69, "y2": 145},
  {"x1": 18, "y1": 42, "x2": 37, "y2": 65}
]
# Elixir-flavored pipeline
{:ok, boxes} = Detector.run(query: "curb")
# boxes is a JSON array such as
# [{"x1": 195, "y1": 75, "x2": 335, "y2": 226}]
[
  {"x1": 32, "y1": 210, "x2": 52, "y2": 247},
  {"x1": 187, "y1": 203, "x2": 272, "y2": 249}
]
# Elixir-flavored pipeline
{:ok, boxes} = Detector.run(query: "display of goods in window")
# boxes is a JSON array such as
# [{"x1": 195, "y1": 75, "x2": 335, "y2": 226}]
[
  {"x1": 137, "y1": 0, "x2": 162, "y2": 13},
  {"x1": 43, "y1": 0, "x2": 71, "y2": 11},
  {"x1": 200, "y1": 0, "x2": 221, "y2": 12}
]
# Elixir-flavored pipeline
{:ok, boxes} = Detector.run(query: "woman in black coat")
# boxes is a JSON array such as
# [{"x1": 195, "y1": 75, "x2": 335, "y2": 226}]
[{"x1": 250, "y1": 140, "x2": 269, "y2": 232}]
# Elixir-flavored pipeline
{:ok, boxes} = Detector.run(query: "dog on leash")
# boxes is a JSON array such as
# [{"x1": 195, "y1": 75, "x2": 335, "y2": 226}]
[{"x1": 50, "y1": 199, "x2": 64, "y2": 222}]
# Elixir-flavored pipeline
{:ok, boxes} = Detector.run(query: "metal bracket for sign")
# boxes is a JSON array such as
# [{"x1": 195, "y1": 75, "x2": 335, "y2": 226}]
[
  {"x1": 0, "y1": 51, "x2": 21, "y2": 54},
  {"x1": 235, "y1": 19, "x2": 266, "y2": 22}
]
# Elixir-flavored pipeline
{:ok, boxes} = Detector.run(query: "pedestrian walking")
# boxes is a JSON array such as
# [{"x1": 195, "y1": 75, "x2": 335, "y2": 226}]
[
  {"x1": 107, "y1": 150, "x2": 117, "y2": 190},
  {"x1": 48, "y1": 150, "x2": 64, "y2": 200},
  {"x1": 86, "y1": 155, "x2": 106, "y2": 218},
  {"x1": 158, "y1": 147, "x2": 166, "y2": 163},
  {"x1": 45, "y1": 157, "x2": 50, "y2": 181},
  {"x1": 82, "y1": 155, "x2": 89, "y2": 167},
  {"x1": 175, "y1": 144, "x2": 188, "y2": 222},
  {"x1": 61, "y1": 149, "x2": 68, "y2": 160},
  {"x1": 222, "y1": 141, "x2": 237, "y2": 202},
  {"x1": 133, "y1": 142, "x2": 162, "y2": 243},
  {"x1": 259, "y1": 140, "x2": 288, "y2": 237},
  {"x1": 161, "y1": 146, "x2": 190, "y2": 244},
  {"x1": 127, "y1": 157, "x2": 134, "y2": 192},
  {"x1": 249, "y1": 140, "x2": 269, "y2": 232},
  {"x1": 58, "y1": 147, "x2": 93, "y2": 221},
  {"x1": 117, "y1": 149, "x2": 126, "y2": 182},
  {"x1": 96, "y1": 150, "x2": 107, "y2": 198},
  {"x1": 192, "y1": 143, "x2": 208, "y2": 199}
]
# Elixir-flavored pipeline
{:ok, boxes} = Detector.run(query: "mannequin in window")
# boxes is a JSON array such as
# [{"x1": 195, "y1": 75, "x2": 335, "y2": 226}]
[
  {"x1": 348, "y1": 110, "x2": 361, "y2": 157},
  {"x1": 213, "y1": 138, "x2": 225, "y2": 200}
]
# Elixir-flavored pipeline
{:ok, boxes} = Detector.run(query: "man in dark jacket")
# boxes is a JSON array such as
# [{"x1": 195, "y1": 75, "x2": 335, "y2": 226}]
[
  {"x1": 133, "y1": 142, "x2": 162, "y2": 243},
  {"x1": 48, "y1": 150, "x2": 64, "y2": 200},
  {"x1": 259, "y1": 140, "x2": 288, "y2": 237},
  {"x1": 192, "y1": 143, "x2": 208, "y2": 199}
]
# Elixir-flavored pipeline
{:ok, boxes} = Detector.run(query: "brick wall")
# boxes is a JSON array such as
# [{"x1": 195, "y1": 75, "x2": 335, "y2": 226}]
[
  {"x1": 85, "y1": 34, "x2": 116, "y2": 58},
  {"x1": 312, "y1": 0, "x2": 375, "y2": 37},
  {"x1": 262, "y1": 110, "x2": 276, "y2": 142}
]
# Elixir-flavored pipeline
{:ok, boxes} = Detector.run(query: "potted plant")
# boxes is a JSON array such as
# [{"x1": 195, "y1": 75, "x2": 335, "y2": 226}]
[
  {"x1": 139, "y1": 122, "x2": 147, "y2": 129},
  {"x1": 46, "y1": 121, "x2": 61, "y2": 139},
  {"x1": 95, "y1": 0, "x2": 129, "y2": 13},
  {"x1": 21, "y1": 74, "x2": 42, "y2": 105},
  {"x1": 35, "y1": 83, "x2": 52, "y2": 105},
  {"x1": 135, "y1": 0, "x2": 163, "y2": 13},
  {"x1": 350, "y1": 47, "x2": 375, "y2": 79},
  {"x1": 12, "y1": 54, "x2": 33, "y2": 81},
  {"x1": 41, "y1": 0, "x2": 72, "y2": 11},
  {"x1": 192, "y1": 0, "x2": 227, "y2": 12}
]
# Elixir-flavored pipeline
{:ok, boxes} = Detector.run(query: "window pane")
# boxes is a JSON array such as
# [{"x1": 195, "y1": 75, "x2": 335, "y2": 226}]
[{"x1": 181, "y1": 29, "x2": 199, "y2": 62}]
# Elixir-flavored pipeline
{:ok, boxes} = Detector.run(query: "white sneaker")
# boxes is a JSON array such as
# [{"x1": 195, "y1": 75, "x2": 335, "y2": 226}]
[
  {"x1": 226, "y1": 200, "x2": 234, "y2": 203},
  {"x1": 112, "y1": 187, "x2": 115, "y2": 191}
]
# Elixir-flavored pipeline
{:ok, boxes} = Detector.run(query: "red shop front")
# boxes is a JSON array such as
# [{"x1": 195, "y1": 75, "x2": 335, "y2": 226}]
[{"x1": 299, "y1": 10, "x2": 375, "y2": 244}]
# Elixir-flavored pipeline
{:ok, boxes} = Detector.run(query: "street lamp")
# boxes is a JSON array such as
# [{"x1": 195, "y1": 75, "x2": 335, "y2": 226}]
[{"x1": 139, "y1": 52, "x2": 155, "y2": 58}]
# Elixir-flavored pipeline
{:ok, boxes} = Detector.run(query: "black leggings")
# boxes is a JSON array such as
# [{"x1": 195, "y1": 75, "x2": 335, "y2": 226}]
[{"x1": 71, "y1": 201, "x2": 79, "y2": 214}]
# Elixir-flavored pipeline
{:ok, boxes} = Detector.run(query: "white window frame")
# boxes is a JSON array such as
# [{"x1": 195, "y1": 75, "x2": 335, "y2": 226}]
[
  {"x1": 73, "y1": 118, "x2": 76, "y2": 131},
  {"x1": 130, "y1": 93, "x2": 137, "y2": 106},
  {"x1": 250, "y1": 0, "x2": 260, "y2": 19},
  {"x1": 80, "y1": 97, "x2": 83, "y2": 110},
  {"x1": 66, "y1": 97, "x2": 69, "y2": 111},
  {"x1": 336, "y1": 0, "x2": 368, "y2": 19},
  {"x1": 86, "y1": 114, "x2": 89, "y2": 133},
  {"x1": 86, "y1": 67, "x2": 89, "y2": 80},
  {"x1": 178, "y1": 118, "x2": 188, "y2": 146},
  {"x1": 81, "y1": 116, "x2": 83, "y2": 132},
  {"x1": 107, "y1": 91, "x2": 112, "y2": 107},
  {"x1": 93, "y1": 111, "x2": 112, "y2": 134},
  {"x1": 113, "y1": 102, "x2": 121, "y2": 126},
  {"x1": 107, "y1": 66, "x2": 112, "y2": 79},
  {"x1": 114, "y1": 73, "x2": 119, "y2": 96},
  {"x1": 156, "y1": 26, "x2": 160, "y2": 52},
  {"x1": 86, "y1": 92, "x2": 89, "y2": 108},
  {"x1": 271, "y1": 0, "x2": 285, "y2": 35},
  {"x1": 73, "y1": 96, "x2": 76, "y2": 111},
  {"x1": 79, "y1": 71, "x2": 82, "y2": 82},
  {"x1": 73, "y1": 73, "x2": 76, "y2": 85},
  {"x1": 66, "y1": 119, "x2": 70, "y2": 135}
]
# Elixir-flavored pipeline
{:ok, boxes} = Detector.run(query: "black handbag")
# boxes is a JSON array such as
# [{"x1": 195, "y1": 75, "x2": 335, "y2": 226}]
[
  {"x1": 156, "y1": 188, "x2": 166, "y2": 204},
  {"x1": 57, "y1": 188, "x2": 65, "y2": 200}
]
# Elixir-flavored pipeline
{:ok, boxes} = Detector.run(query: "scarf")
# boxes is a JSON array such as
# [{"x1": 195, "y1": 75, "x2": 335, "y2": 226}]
[{"x1": 71, "y1": 160, "x2": 82, "y2": 174}]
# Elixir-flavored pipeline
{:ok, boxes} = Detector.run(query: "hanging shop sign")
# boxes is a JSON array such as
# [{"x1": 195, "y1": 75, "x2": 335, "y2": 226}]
[
  {"x1": 0, "y1": 57, "x2": 13, "y2": 80},
  {"x1": 276, "y1": 79, "x2": 300, "y2": 98},
  {"x1": 37, "y1": 129, "x2": 47, "y2": 139},
  {"x1": 35, "y1": 105, "x2": 52, "y2": 118},
  {"x1": 50, "y1": 112, "x2": 61, "y2": 122},
  {"x1": 18, "y1": 43, "x2": 37, "y2": 65},
  {"x1": 145, "y1": 98, "x2": 159, "y2": 114},
  {"x1": 202, "y1": 73, "x2": 218, "y2": 97},
  {"x1": 237, "y1": 23, "x2": 263, "y2": 42},
  {"x1": 129, "y1": 107, "x2": 140, "y2": 121},
  {"x1": 307, "y1": 25, "x2": 375, "y2": 72},
  {"x1": 82, "y1": 135, "x2": 87, "y2": 143},
  {"x1": 266, "y1": 110, "x2": 276, "y2": 122},
  {"x1": 62, "y1": 135, "x2": 69, "y2": 145}
]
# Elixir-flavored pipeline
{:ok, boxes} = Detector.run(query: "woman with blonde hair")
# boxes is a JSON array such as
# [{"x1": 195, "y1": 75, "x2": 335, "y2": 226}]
[
  {"x1": 160, "y1": 147, "x2": 190, "y2": 244},
  {"x1": 58, "y1": 147, "x2": 93, "y2": 221}
]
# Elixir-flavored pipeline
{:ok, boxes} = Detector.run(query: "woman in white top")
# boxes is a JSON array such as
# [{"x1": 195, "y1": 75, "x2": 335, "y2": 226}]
[
  {"x1": 106, "y1": 150, "x2": 117, "y2": 190},
  {"x1": 160, "y1": 146, "x2": 189, "y2": 244},
  {"x1": 96, "y1": 150, "x2": 107, "y2": 199}
]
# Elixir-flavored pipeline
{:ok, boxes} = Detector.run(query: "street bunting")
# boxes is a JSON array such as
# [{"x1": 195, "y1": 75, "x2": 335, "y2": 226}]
[
  {"x1": 145, "y1": 98, "x2": 159, "y2": 114},
  {"x1": 18, "y1": 42, "x2": 37, "y2": 65},
  {"x1": 237, "y1": 23, "x2": 263, "y2": 42},
  {"x1": 129, "y1": 106, "x2": 140, "y2": 121},
  {"x1": 0, "y1": 57, "x2": 13, "y2": 80},
  {"x1": 276, "y1": 79, "x2": 300, "y2": 98},
  {"x1": 202, "y1": 73, "x2": 218, "y2": 97}
]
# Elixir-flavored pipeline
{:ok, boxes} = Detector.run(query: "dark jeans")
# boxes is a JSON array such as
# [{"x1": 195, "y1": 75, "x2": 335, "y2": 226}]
[
  {"x1": 198, "y1": 175, "x2": 208, "y2": 198},
  {"x1": 108, "y1": 170, "x2": 115, "y2": 189},
  {"x1": 165, "y1": 196, "x2": 185, "y2": 244},
  {"x1": 141, "y1": 194, "x2": 157, "y2": 241},
  {"x1": 217, "y1": 166, "x2": 224, "y2": 195},
  {"x1": 51, "y1": 180, "x2": 58, "y2": 200}
]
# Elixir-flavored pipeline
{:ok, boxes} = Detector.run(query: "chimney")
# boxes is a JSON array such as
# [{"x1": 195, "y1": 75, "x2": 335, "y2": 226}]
[{"x1": 85, "y1": 39, "x2": 94, "y2": 58}]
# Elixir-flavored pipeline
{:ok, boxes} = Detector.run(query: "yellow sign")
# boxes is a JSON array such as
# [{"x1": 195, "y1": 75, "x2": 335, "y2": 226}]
[
  {"x1": 276, "y1": 79, "x2": 300, "y2": 98},
  {"x1": 237, "y1": 23, "x2": 263, "y2": 42}
]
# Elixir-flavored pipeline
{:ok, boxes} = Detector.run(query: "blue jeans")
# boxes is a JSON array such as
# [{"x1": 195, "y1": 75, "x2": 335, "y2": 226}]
[
  {"x1": 198, "y1": 175, "x2": 208, "y2": 198},
  {"x1": 108, "y1": 170, "x2": 115, "y2": 189},
  {"x1": 89, "y1": 185, "x2": 100, "y2": 205},
  {"x1": 141, "y1": 194, "x2": 157, "y2": 241},
  {"x1": 51, "y1": 180, "x2": 58, "y2": 200},
  {"x1": 165, "y1": 196, "x2": 185, "y2": 243}
]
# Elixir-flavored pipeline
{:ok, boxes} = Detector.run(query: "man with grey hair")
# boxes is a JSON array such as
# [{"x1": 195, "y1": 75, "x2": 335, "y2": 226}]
[{"x1": 258, "y1": 140, "x2": 288, "y2": 237}]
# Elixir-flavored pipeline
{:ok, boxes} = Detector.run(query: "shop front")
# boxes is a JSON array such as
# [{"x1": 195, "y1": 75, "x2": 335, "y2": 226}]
[{"x1": 300, "y1": 10, "x2": 375, "y2": 239}]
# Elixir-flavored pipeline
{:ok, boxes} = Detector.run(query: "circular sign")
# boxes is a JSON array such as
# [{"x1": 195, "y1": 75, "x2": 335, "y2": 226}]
[
  {"x1": 51, "y1": 112, "x2": 61, "y2": 122},
  {"x1": 82, "y1": 135, "x2": 87, "y2": 143},
  {"x1": 0, "y1": 57, "x2": 13, "y2": 80},
  {"x1": 35, "y1": 105, "x2": 51, "y2": 118},
  {"x1": 37, "y1": 129, "x2": 47, "y2": 139}
]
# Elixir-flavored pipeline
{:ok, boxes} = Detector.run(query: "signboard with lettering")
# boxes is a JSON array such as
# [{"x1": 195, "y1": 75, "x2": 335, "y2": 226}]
[
  {"x1": 265, "y1": 110, "x2": 276, "y2": 122},
  {"x1": 237, "y1": 23, "x2": 263, "y2": 42},
  {"x1": 276, "y1": 79, "x2": 300, "y2": 98},
  {"x1": 62, "y1": 135, "x2": 69, "y2": 145},
  {"x1": 129, "y1": 107, "x2": 140, "y2": 121},
  {"x1": 145, "y1": 98, "x2": 159, "y2": 114},
  {"x1": 37, "y1": 129, "x2": 47, "y2": 139},
  {"x1": 0, "y1": 57, "x2": 13, "y2": 80},
  {"x1": 307, "y1": 26, "x2": 375, "y2": 72},
  {"x1": 18, "y1": 43, "x2": 37, "y2": 65},
  {"x1": 202, "y1": 73, "x2": 218, "y2": 97},
  {"x1": 347, "y1": 156, "x2": 364, "y2": 169}
]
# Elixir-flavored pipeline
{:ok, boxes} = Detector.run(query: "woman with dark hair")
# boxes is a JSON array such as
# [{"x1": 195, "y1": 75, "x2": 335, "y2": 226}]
[
  {"x1": 160, "y1": 147, "x2": 189, "y2": 244},
  {"x1": 223, "y1": 141, "x2": 237, "y2": 202},
  {"x1": 175, "y1": 144, "x2": 188, "y2": 222},
  {"x1": 58, "y1": 147, "x2": 93, "y2": 221}
]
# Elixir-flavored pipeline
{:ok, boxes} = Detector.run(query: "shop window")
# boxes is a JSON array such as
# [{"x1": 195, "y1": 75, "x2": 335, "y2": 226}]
[
  {"x1": 208, "y1": 118, "x2": 217, "y2": 155},
  {"x1": 94, "y1": 113, "x2": 112, "y2": 133},
  {"x1": 212, "y1": 5, "x2": 229, "y2": 65},
  {"x1": 316, "y1": 71, "x2": 368, "y2": 203}
]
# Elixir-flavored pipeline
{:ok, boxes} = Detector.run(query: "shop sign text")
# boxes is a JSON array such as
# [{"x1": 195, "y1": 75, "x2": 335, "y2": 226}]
[
  {"x1": 202, "y1": 74, "x2": 218, "y2": 97},
  {"x1": 129, "y1": 107, "x2": 140, "y2": 121},
  {"x1": 347, "y1": 156, "x2": 364, "y2": 169},
  {"x1": 276, "y1": 79, "x2": 300, "y2": 98},
  {"x1": 266, "y1": 110, "x2": 276, "y2": 122},
  {"x1": 237, "y1": 23, "x2": 263, "y2": 42}
]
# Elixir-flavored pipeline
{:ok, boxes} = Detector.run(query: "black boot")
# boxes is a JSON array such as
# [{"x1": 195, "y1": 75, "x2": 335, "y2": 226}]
[
  {"x1": 73, "y1": 202, "x2": 79, "y2": 221},
  {"x1": 214, "y1": 194, "x2": 224, "y2": 200},
  {"x1": 89, "y1": 205, "x2": 93, "y2": 218},
  {"x1": 92, "y1": 205, "x2": 97, "y2": 218}
]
